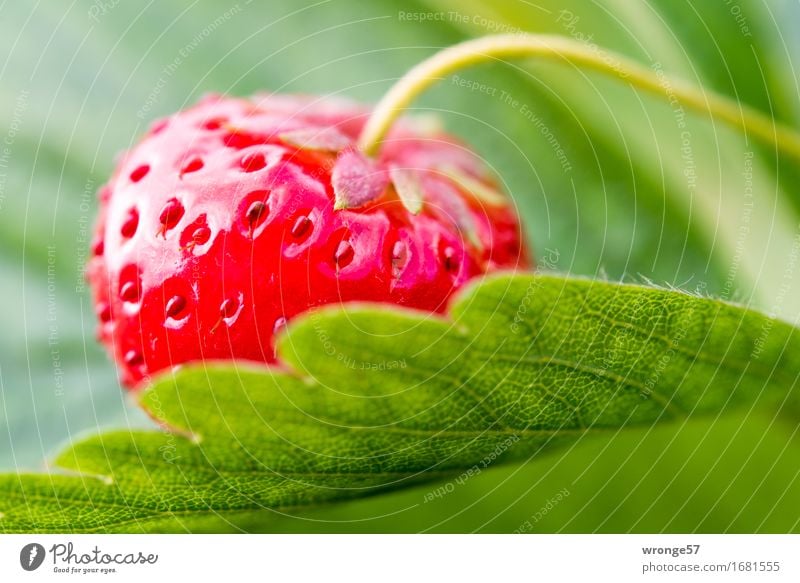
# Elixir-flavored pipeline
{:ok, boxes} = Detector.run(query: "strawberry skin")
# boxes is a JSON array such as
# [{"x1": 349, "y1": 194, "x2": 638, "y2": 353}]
[{"x1": 88, "y1": 94, "x2": 530, "y2": 388}]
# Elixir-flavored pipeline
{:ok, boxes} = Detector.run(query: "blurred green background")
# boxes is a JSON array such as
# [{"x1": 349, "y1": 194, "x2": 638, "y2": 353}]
[{"x1": 1, "y1": 0, "x2": 799, "y2": 532}]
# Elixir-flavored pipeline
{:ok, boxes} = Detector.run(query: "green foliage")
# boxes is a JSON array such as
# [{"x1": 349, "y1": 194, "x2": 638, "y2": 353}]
[
  {"x1": 0, "y1": 275, "x2": 796, "y2": 532},
  {"x1": 1, "y1": 0, "x2": 800, "y2": 532}
]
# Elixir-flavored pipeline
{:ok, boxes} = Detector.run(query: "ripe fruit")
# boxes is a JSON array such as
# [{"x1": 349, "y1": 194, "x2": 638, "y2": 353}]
[{"x1": 87, "y1": 94, "x2": 530, "y2": 388}]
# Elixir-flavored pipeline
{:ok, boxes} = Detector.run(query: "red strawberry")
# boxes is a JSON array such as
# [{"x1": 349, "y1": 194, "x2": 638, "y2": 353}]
[{"x1": 87, "y1": 94, "x2": 530, "y2": 388}]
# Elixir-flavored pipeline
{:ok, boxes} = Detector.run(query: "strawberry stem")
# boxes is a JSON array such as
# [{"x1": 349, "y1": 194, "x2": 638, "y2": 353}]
[{"x1": 358, "y1": 34, "x2": 800, "y2": 161}]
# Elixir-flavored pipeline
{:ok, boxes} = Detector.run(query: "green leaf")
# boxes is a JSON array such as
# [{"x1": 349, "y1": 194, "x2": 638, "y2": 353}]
[
  {"x1": 388, "y1": 165, "x2": 424, "y2": 214},
  {"x1": 0, "y1": 274, "x2": 796, "y2": 533},
  {"x1": 2, "y1": 0, "x2": 800, "y2": 533}
]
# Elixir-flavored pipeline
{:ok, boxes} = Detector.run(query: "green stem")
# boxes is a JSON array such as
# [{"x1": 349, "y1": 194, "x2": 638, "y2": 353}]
[{"x1": 358, "y1": 33, "x2": 800, "y2": 159}]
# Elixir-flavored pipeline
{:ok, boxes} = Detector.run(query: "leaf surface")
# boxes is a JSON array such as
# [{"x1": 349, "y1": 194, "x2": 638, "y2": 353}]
[{"x1": 0, "y1": 274, "x2": 796, "y2": 533}]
